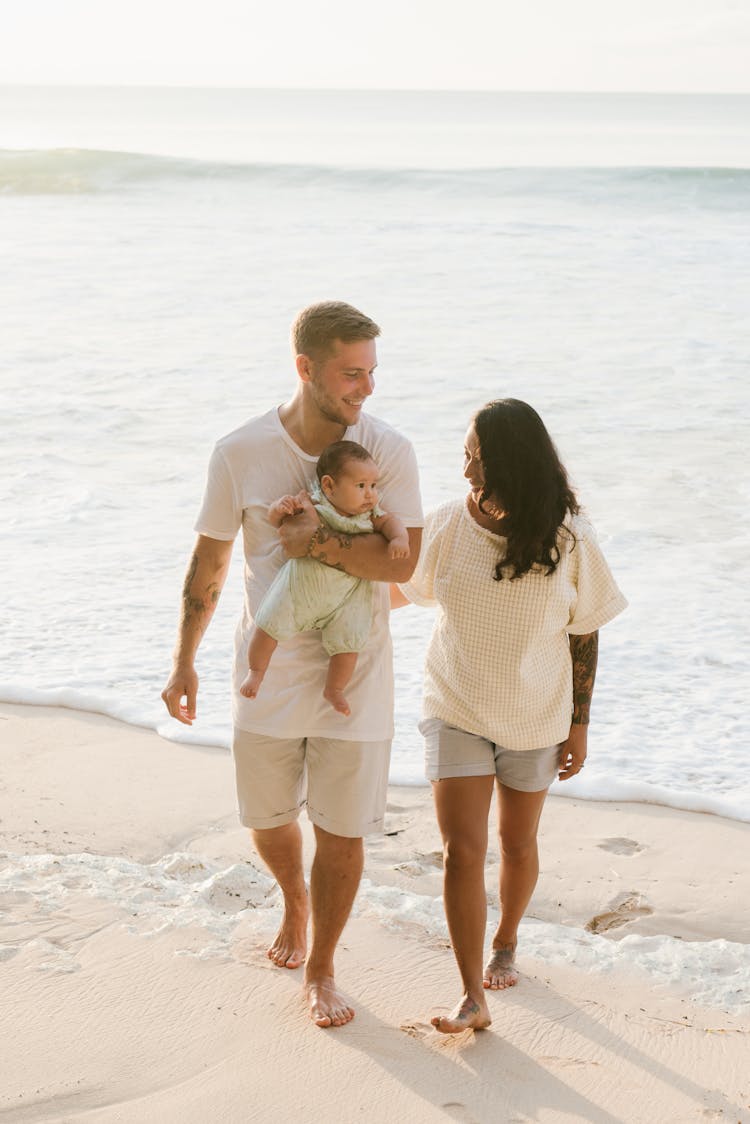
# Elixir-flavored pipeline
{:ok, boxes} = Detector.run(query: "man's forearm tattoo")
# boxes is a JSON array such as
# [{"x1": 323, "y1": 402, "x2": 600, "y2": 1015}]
[
  {"x1": 312, "y1": 524, "x2": 352, "y2": 572},
  {"x1": 570, "y1": 631, "x2": 599, "y2": 725},
  {"x1": 181, "y1": 553, "x2": 221, "y2": 634}
]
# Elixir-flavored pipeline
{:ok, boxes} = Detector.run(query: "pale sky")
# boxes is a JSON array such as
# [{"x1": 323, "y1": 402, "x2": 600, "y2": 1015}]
[{"x1": 2, "y1": 0, "x2": 749, "y2": 92}]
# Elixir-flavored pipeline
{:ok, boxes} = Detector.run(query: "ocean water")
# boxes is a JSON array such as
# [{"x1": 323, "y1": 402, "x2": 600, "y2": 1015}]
[{"x1": 2, "y1": 87, "x2": 750, "y2": 826}]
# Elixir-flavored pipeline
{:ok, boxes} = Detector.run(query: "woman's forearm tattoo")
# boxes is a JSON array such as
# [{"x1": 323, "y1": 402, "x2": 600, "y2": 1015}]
[{"x1": 570, "y1": 631, "x2": 599, "y2": 725}]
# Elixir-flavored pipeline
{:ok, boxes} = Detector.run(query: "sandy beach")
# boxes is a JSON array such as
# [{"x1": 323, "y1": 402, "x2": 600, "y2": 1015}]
[{"x1": 1, "y1": 701, "x2": 748, "y2": 1123}]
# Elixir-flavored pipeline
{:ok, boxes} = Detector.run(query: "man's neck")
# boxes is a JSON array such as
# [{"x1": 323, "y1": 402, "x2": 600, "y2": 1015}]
[{"x1": 278, "y1": 395, "x2": 348, "y2": 456}]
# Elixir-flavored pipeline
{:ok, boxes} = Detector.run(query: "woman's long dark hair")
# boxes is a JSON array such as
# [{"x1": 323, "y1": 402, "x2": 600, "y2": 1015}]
[{"x1": 473, "y1": 399, "x2": 579, "y2": 581}]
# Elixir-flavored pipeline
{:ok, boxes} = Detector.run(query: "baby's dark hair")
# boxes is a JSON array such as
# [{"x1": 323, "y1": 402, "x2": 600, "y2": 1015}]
[{"x1": 316, "y1": 440, "x2": 375, "y2": 481}]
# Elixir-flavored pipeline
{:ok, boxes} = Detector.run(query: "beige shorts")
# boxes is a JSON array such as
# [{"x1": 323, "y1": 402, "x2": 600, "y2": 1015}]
[
  {"x1": 420, "y1": 718, "x2": 561, "y2": 792},
  {"x1": 232, "y1": 728, "x2": 391, "y2": 838}
]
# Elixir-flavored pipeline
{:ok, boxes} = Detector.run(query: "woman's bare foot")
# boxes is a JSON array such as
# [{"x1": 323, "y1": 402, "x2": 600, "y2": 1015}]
[
  {"x1": 267, "y1": 898, "x2": 308, "y2": 969},
  {"x1": 483, "y1": 942, "x2": 519, "y2": 989},
  {"x1": 305, "y1": 975, "x2": 355, "y2": 1027},
  {"x1": 323, "y1": 687, "x2": 351, "y2": 716},
  {"x1": 240, "y1": 668, "x2": 265, "y2": 699},
  {"x1": 431, "y1": 993, "x2": 491, "y2": 1034}
]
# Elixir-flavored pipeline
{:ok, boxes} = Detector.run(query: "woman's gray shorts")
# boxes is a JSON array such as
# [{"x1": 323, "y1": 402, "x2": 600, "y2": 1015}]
[{"x1": 420, "y1": 718, "x2": 560, "y2": 792}]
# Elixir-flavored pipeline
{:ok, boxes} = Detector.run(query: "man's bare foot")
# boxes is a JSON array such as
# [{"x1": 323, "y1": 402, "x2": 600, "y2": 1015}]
[
  {"x1": 431, "y1": 993, "x2": 491, "y2": 1034},
  {"x1": 267, "y1": 900, "x2": 308, "y2": 969},
  {"x1": 323, "y1": 687, "x2": 351, "y2": 716},
  {"x1": 239, "y1": 668, "x2": 265, "y2": 699},
  {"x1": 483, "y1": 942, "x2": 519, "y2": 989},
  {"x1": 305, "y1": 975, "x2": 355, "y2": 1028}
]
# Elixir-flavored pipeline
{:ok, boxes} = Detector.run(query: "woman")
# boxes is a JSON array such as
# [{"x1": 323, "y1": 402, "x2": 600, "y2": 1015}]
[{"x1": 392, "y1": 399, "x2": 626, "y2": 1034}]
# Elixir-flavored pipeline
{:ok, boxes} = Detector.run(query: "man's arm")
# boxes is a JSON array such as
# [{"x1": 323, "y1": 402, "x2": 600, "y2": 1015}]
[
  {"x1": 278, "y1": 495, "x2": 420, "y2": 582},
  {"x1": 161, "y1": 534, "x2": 234, "y2": 725},
  {"x1": 558, "y1": 630, "x2": 599, "y2": 780}
]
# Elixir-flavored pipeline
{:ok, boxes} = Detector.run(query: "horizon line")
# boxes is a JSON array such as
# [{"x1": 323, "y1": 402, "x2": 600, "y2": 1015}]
[{"x1": 1, "y1": 82, "x2": 748, "y2": 97}]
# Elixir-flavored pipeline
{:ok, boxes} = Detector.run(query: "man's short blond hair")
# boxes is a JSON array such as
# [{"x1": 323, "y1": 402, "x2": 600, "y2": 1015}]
[{"x1": 291, "y1": 301, "x2": 380, "y2": 360}]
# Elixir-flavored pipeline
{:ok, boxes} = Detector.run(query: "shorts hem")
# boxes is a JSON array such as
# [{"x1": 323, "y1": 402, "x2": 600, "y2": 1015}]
[
  {"x1": 426, "y1": 763, "x2": 497, "y2": 781},
  {"x1": 307, "y1": 807, "x2": 384, "y2": 839},
  {"x1": 238, "y1": 807, "x2": 302, "y2": 831},
  {"x1": 497, "y1": 777, "x2": 555, "y2": 794}
]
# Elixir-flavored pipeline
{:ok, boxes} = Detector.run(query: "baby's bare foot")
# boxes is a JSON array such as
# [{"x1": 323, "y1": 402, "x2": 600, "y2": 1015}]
[
  {"x1": 240, "y1": 668, "x2": 265, "y2": 699},
  {"x1": 323, "y1": 687, "x2": 351, "y2": 716},
  {"x1": 431, "y1": 993, "x2": 491, "y2": 1035},
  {"x1": 267, "y1": 899, "x2": 308, "y2": 969},
  {"x1": 305, "y1": 975, "x2": 355, "y2": 1028},
  {"x1": 483, "y1": 942, "x2": 519, "y2": 990}
]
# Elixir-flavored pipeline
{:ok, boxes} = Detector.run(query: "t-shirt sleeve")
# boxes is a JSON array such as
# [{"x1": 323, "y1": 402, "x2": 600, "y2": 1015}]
[
  {"x1": 566, "y1": 519, "x2": 628, "y2": 635},
  {"x1": 378, "y1": 439, "x2": 424, "y2": 528},
  {"x1": 193, "y1": 444, "x2": 242, "y2": 541},
  {"x1": 398, "y1": 508, "x2": 438, "y2": 607}
]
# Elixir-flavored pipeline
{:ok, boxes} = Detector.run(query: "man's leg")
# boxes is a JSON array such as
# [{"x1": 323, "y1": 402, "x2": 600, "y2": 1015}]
[
  {"x1": 303, "y1": 734, "x2": 390, "y2": 1027},
  {"x1": 233, "y1": 730, "x2": 308, "y2": 968},
  {"x1": 305, "y1": 826, "x2": 363, "y2": 1027},
  {"x1": 252, "y1": 821, "x2": 308, "y2": 969}
]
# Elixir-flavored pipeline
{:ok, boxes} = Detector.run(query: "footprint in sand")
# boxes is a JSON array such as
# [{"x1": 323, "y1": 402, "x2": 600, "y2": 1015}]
[
  {"x1": 395, "y1": 850, "x2": 443, "y2": 876},
  {"x1": 597, "y1": 837, "x2": 644, "y2": 856},
  {"x1": 586, "y1": 892, "x2": 653, "y2": 933},
  {"x1": 395, "y1": 861, "x2": 425, "y2": 876}
]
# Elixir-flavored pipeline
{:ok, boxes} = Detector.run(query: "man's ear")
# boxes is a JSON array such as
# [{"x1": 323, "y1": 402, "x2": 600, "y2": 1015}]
[{"x1": 295, "y1": 353, "x2": 313, "y2": 382}]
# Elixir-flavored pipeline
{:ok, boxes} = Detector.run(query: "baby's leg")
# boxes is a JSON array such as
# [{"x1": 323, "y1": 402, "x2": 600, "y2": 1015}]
[
  {"x1": 323, "y1": 652, "x2": 358, "y2": 716},
  {"x1": 240, "y1": 628, "x2": 278, "y2": 698}
]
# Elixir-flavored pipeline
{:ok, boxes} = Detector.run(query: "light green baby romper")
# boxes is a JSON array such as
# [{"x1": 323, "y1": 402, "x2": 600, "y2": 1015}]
[{"x1": 254, "y1": 489, "x2": 384, "y2": 656}]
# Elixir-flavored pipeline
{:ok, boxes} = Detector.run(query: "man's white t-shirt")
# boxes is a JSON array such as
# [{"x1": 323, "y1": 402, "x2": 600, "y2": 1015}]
[{"x1": 195, "y1": 407, "x2": 424, "y2": 742}]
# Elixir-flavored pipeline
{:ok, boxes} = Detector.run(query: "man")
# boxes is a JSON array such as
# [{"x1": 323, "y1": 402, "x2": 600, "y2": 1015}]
[{"x1": 161, "y1": 301, "x2": 423, "y2": 1027}]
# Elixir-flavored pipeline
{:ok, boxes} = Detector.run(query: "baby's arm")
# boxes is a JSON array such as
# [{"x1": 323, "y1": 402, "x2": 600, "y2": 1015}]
[
  {"x1": 268, "y1": 491, "x2": 308, "y2": 528},
  {"x1": 371, "y1": 511, "x2": 411, "y2": 560}
]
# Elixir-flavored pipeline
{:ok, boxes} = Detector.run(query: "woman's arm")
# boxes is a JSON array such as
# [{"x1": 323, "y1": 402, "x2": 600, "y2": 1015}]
[
  {"x1": 558, "y1": 630, "x2": 599, "y2": 780},
  {"x1": 389, "y1": 583, "x2": 410, "y2": 609}
]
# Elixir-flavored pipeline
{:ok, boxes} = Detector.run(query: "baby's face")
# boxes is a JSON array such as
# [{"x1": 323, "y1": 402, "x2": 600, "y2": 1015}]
[{"x1": 324, "y1": 458, "x2": 380, "y2": 516}]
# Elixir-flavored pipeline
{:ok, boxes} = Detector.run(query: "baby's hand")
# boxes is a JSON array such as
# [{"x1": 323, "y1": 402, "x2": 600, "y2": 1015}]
[
  {"x1": 269, "y1": 494, "x2": 306, "y2": 524},
  {"x1": 388, "y1": 537, "x2": 410, "y2": 560}
]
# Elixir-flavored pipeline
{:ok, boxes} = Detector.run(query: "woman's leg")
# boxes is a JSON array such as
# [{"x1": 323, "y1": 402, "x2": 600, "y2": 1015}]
[
  {"x1": 431, "y1": 775, "x2": 495, "y2": 1033},
  {"x1": 484, "y1": 783, "x2": 548, "y2": 989}
]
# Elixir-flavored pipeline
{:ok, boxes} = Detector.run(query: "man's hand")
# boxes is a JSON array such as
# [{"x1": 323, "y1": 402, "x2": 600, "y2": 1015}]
[
  {"x1": 277, "y1": 492, "x2": 321, "y2": 558},
  {"x1": 161, "y1": 663, "x2": 199, "y2": 726},
  {"x1": 558, "y1": 723, "x2": 588, "y2": 781}
]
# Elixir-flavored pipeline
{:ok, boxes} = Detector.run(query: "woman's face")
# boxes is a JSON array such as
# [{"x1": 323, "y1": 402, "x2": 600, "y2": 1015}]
[{"x1": 463, "y1": 426, "x2": 485, "y2": 501}]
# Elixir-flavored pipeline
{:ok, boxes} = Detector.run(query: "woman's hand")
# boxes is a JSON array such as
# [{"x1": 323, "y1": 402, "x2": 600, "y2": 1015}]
[{"x1": 558, "y1": 723, "x2": 588, "y2": 781}]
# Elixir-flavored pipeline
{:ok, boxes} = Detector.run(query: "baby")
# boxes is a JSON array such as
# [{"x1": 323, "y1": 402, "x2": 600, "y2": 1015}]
[{"x1": 240, "y1": 440, "x2": 410, "y2": 716}]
